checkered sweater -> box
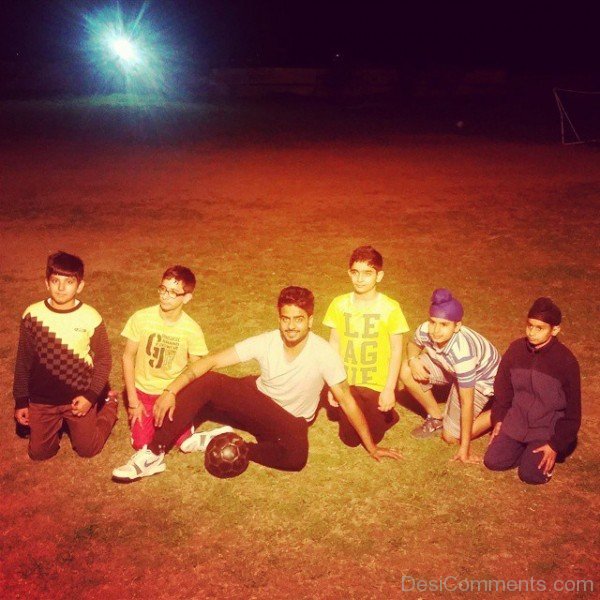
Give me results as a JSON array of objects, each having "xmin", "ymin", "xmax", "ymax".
[{"xmin": 13, "ymin": 300, "xmax": 111, "ymax": 408}]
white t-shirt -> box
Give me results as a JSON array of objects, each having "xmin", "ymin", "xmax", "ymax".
[{"xmin": 234, "ymin": 330, "xmax": 347, "ymax": 420}]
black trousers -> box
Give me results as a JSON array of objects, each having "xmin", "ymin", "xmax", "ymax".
[
  {"xmin": 337, "ymin": 385, "xmax": 399, "ymax": 447},
  {"xmin": 149, "ymin": 372, "xmax": 309, "ymax": 471}
]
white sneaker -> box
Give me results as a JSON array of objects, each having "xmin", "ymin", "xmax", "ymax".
[
  {"xmin": 179, "ymin": 426, "xmax": 234, "ymax": 453},
  {"xmin": 112, "ymin": 448, "xmax": 166, "ymax": 482}
]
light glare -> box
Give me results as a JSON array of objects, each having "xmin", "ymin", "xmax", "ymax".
[
  {"xmin": 112, "ymin": 37, "xmax": 136, "ymax": 62},
  {"xmin": 83, "ymin": 2, "xmax": 184, "ymax": 98}
]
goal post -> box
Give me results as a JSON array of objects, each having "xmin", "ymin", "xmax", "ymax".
[{"xmin": 553, "ymin": 88, "xmax": 600, "ymax": 145}]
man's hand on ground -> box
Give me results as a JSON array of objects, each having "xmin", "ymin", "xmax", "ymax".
[{"xmin": 370, "ymin": 446, "xmax": 403, "ymax": 461}]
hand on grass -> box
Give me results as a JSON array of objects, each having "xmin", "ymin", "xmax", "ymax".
[
  {"xmin": 488, "ymin": 421, "xmax": 502, "ymax": 446},
  {"xmin": 154, "ymin": 392, "xmax": 176, "ymax": 428},
  {"xmin": 71, "ymin": 396, "xmax": 92, "ymax": 417},
  {"xmin": 128, "ymin": 402, "xmax": 148, "ymax": 427},
  {"xmin": 378, "ymin": 388, "xmax": 396, "ymax": 412},
  {"xmin": 14, "ymin": 407, "xmax": 29, "ymax": 425},
  {"xmin": 327, "ymin": 390, "xmax": 339, "ymax": 408},
  {"xmin": 370, "ymin": 446, "xmax": 403, "ymax": 461},
  {"xmin": 532, "ymin": 443, "xmax": 557, "ymax": 475},
  {"xmin": 451, "ymin": 448, "xmax": 482, "ymax": 464}
]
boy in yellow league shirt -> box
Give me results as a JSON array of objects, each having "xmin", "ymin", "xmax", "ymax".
[{"xmin": 323, "ymin": 246, "xmax": 409, "ymax": 448}]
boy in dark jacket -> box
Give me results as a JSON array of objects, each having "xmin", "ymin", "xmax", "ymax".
[{"xmin": 484, "ymin": 298, "xmax": 581, "ymax": 484}]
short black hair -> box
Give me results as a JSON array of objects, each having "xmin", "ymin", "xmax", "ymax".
[
  {"xmin": 349, "ymin": 246, "xmax": 383, "ymax": 270},
  {"xmin": 277, "ymin": 286, "xmax": 315, "ymax": 316},
  {"xmin": 162, "ymin": 265, "xmax": 196, "ymax": 293},
  {"xmin": 46, "ymin": 251, "xmax": 84, "ymax": 282}
]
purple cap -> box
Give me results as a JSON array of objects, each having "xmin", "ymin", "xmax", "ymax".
[{"xmin": 429, "ymin": 288, "xmax": 464, "ymax": 322}]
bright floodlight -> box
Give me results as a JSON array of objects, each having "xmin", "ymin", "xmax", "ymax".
[
  {"xmin": 111, "ymin": 37, "xmax": 136, "ymax": 62},
  {"xmin": 84, "ymin": 3, "xmax": 178, "ymax": 96}
]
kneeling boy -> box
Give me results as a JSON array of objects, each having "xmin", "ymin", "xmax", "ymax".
[
  {"xmin": 13, "ymin": 251, "xmax": 117, "ymax": 460},
  {"xmin": 484, "ymin": 298, "xmax": 581, "ymax": 484},
  {"xmin": 323, "ymin": 246, "xmax": 409, "ymax": 447}
]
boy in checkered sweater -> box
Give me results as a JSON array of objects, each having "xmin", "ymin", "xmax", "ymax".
[{"xmin": 13, "ymin": 251, "xmax": 117, "ymax": 460}]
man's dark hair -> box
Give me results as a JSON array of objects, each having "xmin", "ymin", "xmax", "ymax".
[
  {"xmin": 162, "ymin": 265, "xmax": 196, "ymax": 293},
  {"xmin": 277, "ymin": 286, "xmax": 315, "ymax": 316},
  {"xmin": 46, "ymin": 251, "xmax": 84, "ymax": 282},
  {"xmin": 349, "ymin": 245, "xmax": 383, "ymax": 270}
]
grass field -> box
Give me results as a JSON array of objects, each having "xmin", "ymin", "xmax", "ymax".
[{"xmin": 1, "ymin": 97, "xmax": 598, "ymax": 599}]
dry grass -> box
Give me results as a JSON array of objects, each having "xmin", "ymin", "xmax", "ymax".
[{"xmin": 0, "ymin": 99, "xmax": 598, "ymax": 599}]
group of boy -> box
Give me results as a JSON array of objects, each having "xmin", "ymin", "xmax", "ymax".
[{"xmin": 13, "ymin": 248, "xmax": 581, "ymax": 486}]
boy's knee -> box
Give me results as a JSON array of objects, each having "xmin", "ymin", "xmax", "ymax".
[
  {"xmin": 281, "ymin": 438, "xmax": 309, "ymax": 471},
  {"xmin": 442, "ymin": 429, "xmax": 459, "ymax": 445},
  {"xmin": 483, "ymin": 451, "xmax": 511, "ymax": 472},
  {"xmin": 73, "ymin": 443, "xmax": 102, "ymax": 458},
  {"xmin": 399, "ymin": 362, "xmax": 413, "ymax": 386},
  {"xmin": 483, "ymin": 439, "xmax": 518, "ymax": 472},
  {"xmin": 287, "ymin": 454, "xmax": 308, "ymax": 472},
  {"xmin": 339, "ymin": 433, "xmax": 361, "ymax": 448},
  {"xmin": 518, "ymin": 465, "xmax": 551, "ymax": 485},
  {"xmin": 518, "ymin": 451, "xmax": 552, "ymax": 484},
  {"xmin": 28, "ymin": 445, "xmax": 59, "ymax": 461},
  {"xmin": 338, "ymin": 419, "xmax": 362, "ymax": 447}
]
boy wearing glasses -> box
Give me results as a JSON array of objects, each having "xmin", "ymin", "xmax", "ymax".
[{"xmin": 121, "ymin": 266, "xmax": 229, "ymax": 451}]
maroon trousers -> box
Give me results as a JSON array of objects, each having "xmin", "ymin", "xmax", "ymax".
[
  {"xmin": 28, "ymin": 400, "xmax": 117, "ymax": 460},
  {"xmin": 149, "ymin": 373, "xmax": 309, "ymax": 471}
]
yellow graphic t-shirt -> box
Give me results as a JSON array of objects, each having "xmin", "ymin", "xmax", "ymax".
[
  {"xmin": 121, "ymin": 305, "xmax": 208, "ymax": 394},
  {"xmin": 323, "ymin": 293, "xmax": 409, "ymax": 392}
]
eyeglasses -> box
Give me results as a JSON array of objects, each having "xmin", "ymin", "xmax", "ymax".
[{"xmin": 157, "ymin": 285, "xmax": 187, "ymax": 299}]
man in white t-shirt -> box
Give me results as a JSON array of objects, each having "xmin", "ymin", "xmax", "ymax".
[{"xmin": 112, "ymin": 287, "xmax": 401, "ymax": 481}]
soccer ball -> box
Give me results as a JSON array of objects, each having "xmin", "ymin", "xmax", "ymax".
[{"xmin": 204, "ymin": 432, "xmax": 249, "ymax": 479}]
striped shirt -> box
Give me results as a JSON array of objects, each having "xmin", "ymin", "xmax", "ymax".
[{"xmin": 413, "ymin": 322, "xmax": 500, "ymax": 396}]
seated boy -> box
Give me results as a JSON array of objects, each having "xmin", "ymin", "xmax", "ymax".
[
  {"xmin": 484, "ymin": 298, "xmax": 581, "ymax": 484},
  {"xmin": 323, "ymin": 246, "xmax": 409, "ymax": 447},
  {"xmin": 400, "ymin": 288, "xmax": 500, "ymax": 463},
  {"xmin": 121, "ymin": 265, "xmax": 231, "ymax": 453},
  {"xmin": 13, "ymin": 251, "xmax": 117, "ymax": 460}
]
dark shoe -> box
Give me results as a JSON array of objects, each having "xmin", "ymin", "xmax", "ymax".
[{"xmin": 411, "ymin": 415, "xmax": 443, "ymax": 439}]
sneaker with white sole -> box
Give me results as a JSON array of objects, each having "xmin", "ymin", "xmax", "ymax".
[
  {"xmin": 179, "ymin": 425, "xmax": 235, "ymax": 453},
  {"xmin": 112, "ymin": 447, "xmax": 166, "ymax": 482}
]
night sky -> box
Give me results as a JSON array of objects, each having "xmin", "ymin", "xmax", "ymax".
[{"xmin": 0, "ymin": 0, "xmax": 597, "ymax": 71}]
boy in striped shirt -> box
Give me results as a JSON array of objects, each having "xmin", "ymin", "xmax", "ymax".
[{"xmin": 400, "ymin": 289, "xmax": 500, "ymax": 463}]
